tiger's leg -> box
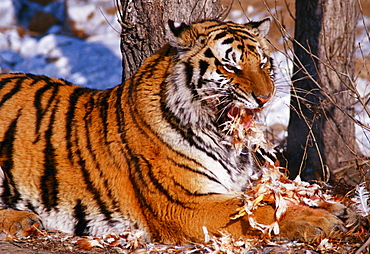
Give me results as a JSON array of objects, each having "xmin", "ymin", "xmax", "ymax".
[
  {"xmin": 274, "ymin": 204, "xmax": 348, "ymax": 241},
  {"xmin": 0, "ymin": 209, "xmax": 43, "ymax": 238},
  {"xmin": 317, "ymin": 201, "xmax": 358, "ymax": 228},
  {"xmin": 152, "ymin": 196, "xmax": 351, "ymax": 244},
  {"xmin": 231, "ymin": 202, "xmax": 349, "ymax": 242}
]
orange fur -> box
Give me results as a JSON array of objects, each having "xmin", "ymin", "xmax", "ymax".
[{"xmin": 0, "ymin": 20, "xmax": 347, "ymax": 244}]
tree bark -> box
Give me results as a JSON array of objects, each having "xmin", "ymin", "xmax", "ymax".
[
  {"xmin": 116, "ymin": 0, "xmax": 225, "ymax": 81},
  {"xmin": 286, "ymin": 0, "xmax": 359, "ymax": 181}
]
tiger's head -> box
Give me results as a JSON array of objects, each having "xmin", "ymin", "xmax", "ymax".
[{"xmin": 165, "ymin": 19, "xmax": 275, "ymax": 144}]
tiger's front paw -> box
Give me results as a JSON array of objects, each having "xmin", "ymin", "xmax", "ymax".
[
  {"xmin": 277, "ymin": 205, "xmax": 347, "ymax": 242},
  {"xmin": 0, "ymin": 209, "xmax": 43, "ymax": 238}
]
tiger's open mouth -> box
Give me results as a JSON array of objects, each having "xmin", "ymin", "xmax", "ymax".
[
  {"xmin": 219, "ymin": 105, "xmax": 261, "ymax": 150},
  {"xmin": 226, "ymin": 106, "xmax": 255, "ymax": 130}
]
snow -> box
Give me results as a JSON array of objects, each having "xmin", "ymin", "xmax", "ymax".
[
  {"xmin": 0, "ymin": 0, "xmax": 122, "ymax": 89},
  {"xmin": 0, "ymin": 0, "xmax": 369, "ymax": 155},
  {"xmin": 0, "ymin": 0, "xmax": 17, "ymax": 27},
  {"xmin": 262, "ymin": 50, "xmax": 293, "ymax": 140},
  {"xmin": 355, "ymin": 78, "xmax": 370, "ymax": 155}
]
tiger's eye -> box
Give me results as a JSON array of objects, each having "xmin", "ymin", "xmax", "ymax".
[
  {"xmin": 223, "ymin": 64, "xmax": 235, "ymax": 73},
  {"xmin": 224, "ymin": 64, "xmax": 240, "ymax": 74}
]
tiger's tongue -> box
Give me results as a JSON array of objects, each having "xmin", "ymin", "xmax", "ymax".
[{"xmin": 227, "ymin": 106, "xmax": 254, "ymax": 129}]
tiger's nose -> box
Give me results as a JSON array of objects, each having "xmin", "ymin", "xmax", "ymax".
[{"xmin": 253, "ymin": 93, "xmax": 271, "ymax": 107}]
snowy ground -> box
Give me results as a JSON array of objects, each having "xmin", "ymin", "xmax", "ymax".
[
  {"xmin": 0, "ymin": 0, "xmax": 369, "ymax": 155},
  {"xmin": 0, "ymin": 0, "xmax": 122, "ymax": 89}
]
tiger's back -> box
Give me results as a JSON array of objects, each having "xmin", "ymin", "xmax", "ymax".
[{"xmin": 0, "ymin": 20, "xmax": 349, "ymax": 244}]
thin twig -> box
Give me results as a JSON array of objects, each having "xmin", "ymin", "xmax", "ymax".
[{"xmin": 355, "ymin": 236, "xmax": 370, "ymax": 254}]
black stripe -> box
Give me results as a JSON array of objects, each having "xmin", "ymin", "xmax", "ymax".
[
  {"xmin": 34, "ymin": 85, "xmax": 59, "ymax": 142},
  {"xmin": 238, "ymin": 34, "xmax": 257, "ymax": 42},
  {"xmin": 129, "ymin": 156, "xmax": 159, "ymax": 215},
  {"xmin": 65, "ymin": 88, "xmax": 116, "ymax": 222},
  {"xmin": 198, "ymin": 60, "xmax": 209, "ymax": 89},
  {"xmin": 83, "ymin": 95, "xmax": 120, "ymax": 212},
  {"xmin": 184, "ymin": 62, "xmax": 194, "ymax": 86},
  {"xmin": 66, "ymin": 88, "xmax": 88, "ymax": 162},
  {"xmin": 74, "ymin": 199, "xmax": 90, "ymax": 236},
  {"xmin": 127, "ymin": 156, "xmax": 163, "ymax": 238},
  {"xmin": 247, "ymin": 45, "xmax": 256, "ymax": 53},
  {"xmin": 225, "ymin": 48, "xmax": 233, "ymax": 61},
  {"xmin": 41, "ymin": 104, "xmax": 59, "ymax": 211},
  {"xmin": 115, "ymin": 83, "xmax": 160, "ymax": 217},
  {"xmin": 229, "ymin": 28, "xmax": 255, "ymax": 40},
  {"xmin": 199, "ymin": 60, "xmax": 209, "ymax": 77},
  {"xmin": 0, "ymin": 78, "xmax": 23, "ymax": 107},
  {"xmin": 133, "ymin": 46, "xmax": 173, "ymax": 85},
  {"xmin": 214, "ymin": 57, "xmax": 222, "ymax": 67},
  {"xmin": 114, "ymin": 85, "xmax": 125, "ymax": 133},
  {"xmin": 204, "ymin": 48, "xmax": 214, "ymax": 58},
  {"xmin": 26, "ymin": 200, "xmax": 37, "ymax": 214},
  {"xmin": 75, "ymin": 136, "xmax": 115, "ymax": 222},
  {"xmin": 125, "ymin": 79, "xmax": 191, "ymax": 207},
  {"xmin": 140, "ymin": 155, "xmax": 190, "ymax": 208},
  {"xmin": 222, "ymin": 38, "xmax": 234, "ymax": 44},
  {"xmin": 207, "ymin": 24, "xmax": 227, "ymax": 32},
  {"xmin": 83, "ymin": 96, "xmax": 95, "ymax": 152},
  {"xmin": 214, "ymin": 31, "xmax": 227, "ymax": 40},
  {"xmin": 98, "ymin": 91, "xmax": 110, "ymax": 144},
  {"xmin": 35, "ymin": 85, "xmax": 53, "ymax": 134},
  {"xmin": 159, "ymin": 85, "xmax": 232, "ymax": 175},
  {"xmin": 75, "ymin": 132, "xmax": 114, "ymax": 219},
  {"xmin": 182, "ymin": 62, "xmax": 199, "ymax": 99},
  {"xmin": 103, "ymin": 179, "xmax": 120, "ymax": 212},
  {"xmin": 98, "ymin": 90, "xmax": 124, "ymax": 174},
  {"xmin": 127, "ymin": 77, "xmax": 225, "ymax": 183},
  {"xmin": 0, "ymin": 110, "xmax": 22, "ymax": 207},
  {"xmin": 30, "ymin": 74, "xmax": 50, "ymax": 84},
  {"xmin": 168, "ymin": 157, "xmax": 224, "ymax": 191}
]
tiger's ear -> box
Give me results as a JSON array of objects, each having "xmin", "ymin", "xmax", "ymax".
[
  {"xmin": 168, "ymin": 20, "xmax": 188, "ymax": 37},
  {"xmin": 246, "ymin": 18, "xmax": 271, "ymax": 38},
  {"xmin": 167, "ymin": 20, "xmax": 197, "ymax": 49}
]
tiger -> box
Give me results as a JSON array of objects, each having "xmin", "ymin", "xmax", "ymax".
[{"xmin": 0, "ymin": 19, "xmax": 352, "ymax": 245}]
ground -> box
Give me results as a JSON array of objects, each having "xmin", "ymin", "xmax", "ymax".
[{"xmin": 0, "ymin": 229, "xmax": 368, "ymax": 253}]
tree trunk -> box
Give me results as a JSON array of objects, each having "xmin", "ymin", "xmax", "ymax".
[
  {"xmin": 116, "ymin": 0, "xmax": 225, "ymax": 81},
  {"xmin": 286, "ymin": 0, "xmax": 358, "ymax": 181}
]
